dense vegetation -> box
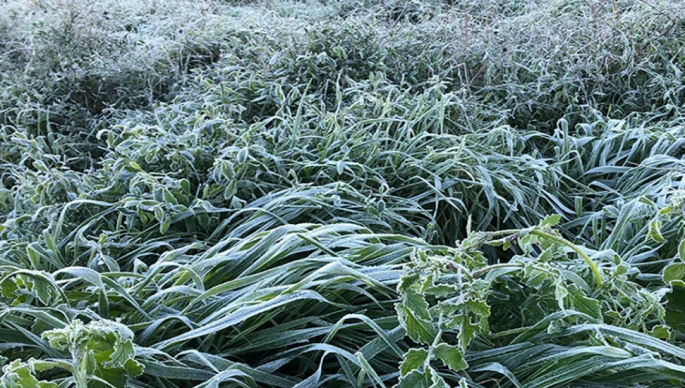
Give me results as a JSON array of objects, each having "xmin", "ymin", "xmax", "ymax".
[{"xmin": 1, "ymin": 0, "xmax": 685, "ymax": 386}]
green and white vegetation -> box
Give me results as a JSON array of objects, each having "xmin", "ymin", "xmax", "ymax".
[{"xmin": 1, "ymin": 0, "xmax": 685, "ymax": 386}]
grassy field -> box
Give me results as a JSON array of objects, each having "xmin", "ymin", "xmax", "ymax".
[{"xmin": 1, "ymin": 0, "xmax": 685, "ymax": 386}]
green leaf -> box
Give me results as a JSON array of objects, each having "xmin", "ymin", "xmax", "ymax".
[
  {"xmin": 426, "ymin": 367, "xmax": 449, "ymax": 388},
  {"xmin": 160, "ymin": 215, "xmax": 171, "ymax": 234},
  {"xmin": 162, "ymin": 188, "xmax": 177, "ymax": 205},
  {"xmin": 153, "ymin": 206, "xmax": 164, "ymax": 222},
  {"xmin": 397, "ymin": 291, "xmax": 436, "ymax": 344},
  {"xmin": 540, "ymin": 214, "xmax": 562, "ymax": 228},
  {"xmin": 400, "ymin": 348, "xmax": 428, "ymax": 376},
  {"xmin": 397, "ymin": 303, "xmax": 436, "ymax": 345},
  {"xmin": 554, "ymin": 280, "xmax": 568, "ymax": 310},
  {"xmin": 648, "ymin": 218, "xmax": 665, "ymax": 243},
  {"xmin": 221, "ymin": 161, "xmax": 235, "ymax": 179},
  {"xmin": 237, "ymin": 148, "xmax": 249, "ymax": 164},
  {"xmin": 398, "ymin": 272, "xmax": 420, "ymax": 293},
  {"xmin": 6, "ymin": 273, "xmax": 58, "ymax": 306},
  {"xmin": 649, "ymin": 325, "xmax": 672, "ymax": 340},
  {"xmin": 396, "ymin": 369, "xmax": 429, "ymax": 388},
  {"xmin": 0, "ymin": 278, "xmax": 18, "ymax": 299},
  {"xmin": 26, "ymin": 244, "xmax": 41, "ymax": 266},
  {"xmin": 396, "ymin": 366, "xmax": 449, "ymax": 388},
  {"xmin": 566, "ymin": 285, "xmax": 602, "ymax": 319},
  {"xmin": 665, "ymin": 281, "xmax": 685, "ymax": 334},
  {"xmin": 123, "ymin": 358, "xmax": 144, "ymax": 377},
  {"xmin": 433, "ymin": 344, "xmax": 468, "ymax": 371},
  {"xmin": 28, "ymin": 277, "xmax": 53, "ymax": 305},
  {"xmin": 0, "ymin": 360, "xmax": 58, "ymax": 388},
  {"xmin": 405, "ymin": 289, "xmax": 432, "ymax": 321},
  {"xmin": 664, "ymin": 263, "xmax": 685, "ymax": 284},
  {"xmin": 458, "ymin": 316, "xmax": 481, "ymax": 351},
  {"xmin": 443, "ymin": 314, "xmax": 481, "ymax": 350},
  {"xmin": 43, "ymin": 319, "xmax": 143, "ymax": 388},
  {"xmin": 522, "ymin": 264, "xmax": 548, "ymax": 289}
]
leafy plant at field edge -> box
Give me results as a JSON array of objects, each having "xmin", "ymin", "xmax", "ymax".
[
  {"xmin": 395, "ymin": 214, "xmax": 678, "ymax": 387},
  {"xmin": 0, "ymin": 319, "xmax": 143, "ymax": 388}
]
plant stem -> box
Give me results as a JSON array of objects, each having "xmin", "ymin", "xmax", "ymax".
[
  {"xmin": 472, "ymin": 262, "xmax": 556, "ymax": 279},
  {"xmin": 529, "ymin": 230, "xmax": 603, "ymax": 288},
  {"xmin": 482, "ymin": 228, "xmax": 603, "ymax": 288}
]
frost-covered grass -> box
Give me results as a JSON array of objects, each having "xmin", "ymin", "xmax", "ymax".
[{"xmin": 1, "ymin": 0, "xmax": 685, "ymax": 386}]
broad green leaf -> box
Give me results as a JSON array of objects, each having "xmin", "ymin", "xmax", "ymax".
[
  {"xmin": 554, "ymin": 280, "xmax": 568, "ymax": 310},
  {"xmin": 664, "ymin": 263, "xmax": 685, "ymax": 284},
  {"xmin": 237, "ymin": 148, "xmax": 248, "ymax": 164},
  {"xmin": 396, "ymin": 303, "xmax": 436, "ymax": 345},
  {"xmin": 665, "ymin": 281, "xmax": 685, "ymax": 334},
  {"xmin": 160, "ymin": 216, "xmax": 171, "ymax": 234},
  {"xmin": 426, "ymin": 367, "xmax": 449, "ymax": 388},
  {"xmin": 396, "ymin": 369, "xmax": 429, "ymax": 388},
  {"xmin": 397, "ymin": 291, "xmax": 436, "ymax": 344},
  {"xmin": 25, "ymin": 275, "xmax": 53, "ymax": 306},
  {"xmin": 566, "ymin": 285, "xmax": 602, "ymax": 319},
  {"xmin": 648, "ymin": 219, "xmax": 665, "ymax": 243},
  {"xmin": 649, "ymin": 325, "xmax": 671, "ymax": 340},
  {"xmin": 0, "ymin": 360, "xmax": 58, "ymax": 388},
  {"xmin": 540, "ymin": 214, "xmax": 562, "ymax": 228},
  {"xmin": 1, "ymin": 273, "xmax": 59, "ymax": 306},
  {"xmin": 0, "ymin": 278, "xmax": 17, "ymax": 299},
  {"xmin": 26, "ymin": 244, "xmax": 41, "ymax": 266},
  {"xmin": 43, "ymin": 319, "xmax": 143, "ymax": 388},
  {"xmin": 443, "ymin": 314, "xmax": 481, "ymax": 350},
  {"xmin": 433, "ymin": 344, "xmax": 468, "ymax": 371},
  {"xmin": 399, "ymin": 348, "xmax": 428, "ymax": 376}
]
